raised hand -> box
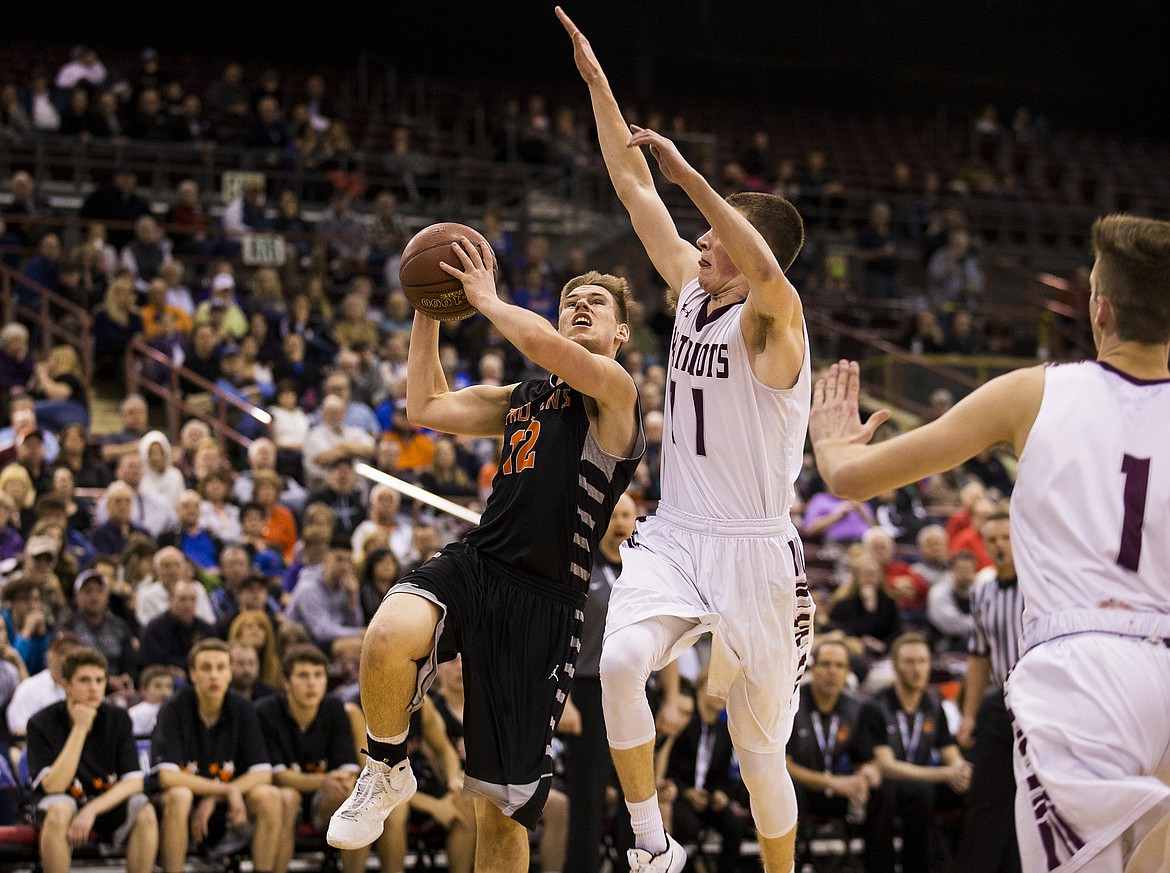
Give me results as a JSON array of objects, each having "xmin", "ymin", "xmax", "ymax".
[
  {"xmin": 810, "ymin": 360, "xmax": 890, "ymax": 451},
  {"xmin": 626, "ymin": 125, "xmax": 693, "ymax": 186},
  {"xmin": 556, "ymin": 7, "xmax": 605, "ymax": 85},
  {"xmin": 438, "ymin": 238, "xmax": 500, "ymax": 311}
]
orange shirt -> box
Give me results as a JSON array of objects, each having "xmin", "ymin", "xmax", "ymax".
[
  {"xmin": 142, "ymin": 303, "xmax": 193, "ymax": 339},
  {"xmin": 386, "ymin": 432, "xmax": 434, "ymax": 472},
  {"xmin": 263, "ymin": 504, "xmax": 298, "ymax": 563}
]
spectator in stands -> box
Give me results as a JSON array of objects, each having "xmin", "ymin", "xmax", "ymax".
[
  {"xmin": 0, "ymin": 492, "xmax": 24, "ymax": 559},
  {"xmin": 862, "ymin": 633, "xmax": 971, "ymax": 873},
  {"xmin": 383, "ymin": 399, "xmax": 434, "ymax": 474},
  {"xmin": 142, "ymin": 277, "xmax": 193, "ymax": 340},
  {"xmin": 369, "ymin": 192, "xmax": 408, "ymax": 284},
  {"xmin": 0, "ymin": 84, "xmax": 33, "ymax": 142},
  {"xmin": 303, "ymin": 396, "xmax": 375, "ymax": 489},
  {"xmin": 268, "ymin": 381, "xmax": 310, "ymax": 467},
  {"xmin": 829, "ymin": 552, "xmax": 902, "ymax": 659},
  {"xmin": 127, "ymin": 88, "xmax": 170, "ymax": 141},
  {"xmin": 25, "ymin": 68, "xmax": 61, "ymax": 132},
  {"xmin": 190, "ymin": 473, "xmax": 236, "ymax": 544},
  {"xmin": 963, "ymin": 448, "xmax": 1014, "ymax": 499},
  {"xmin": 415, "ymin": 437, "xmax": 475, "ymax": 501},
  {"xmin": 15, "ymin": 428, "xmax": 51, "ymax": 493},
  {"xmin": 25, "ymin": 344, "xmax": 87, "ymax": 431},
  {"xmin": 253, "ymin": 471, "xmax": 297, "ymax": 561},
  {"xmin": 92, "ymin": 276, "xmax": 144, "ymax": 383},
  {"xmin": 206, "ymin": 62, "xmax": 250, "ymax": 124},
  {"xmin": 787, "ymin": 638, "xmax": 886, "ymax": 872},
  {"xmin": 863, "ymin": 527, "xmax": 929, "ymax": 619},
  {"xmin": 61, "ymin": 569, "xmax": 136, "ymax": 688},
  {"xmin": 803, "ymin": 489, "xmax": 876, "ymax": 544},
  {"xmin": 238, "ymin": 502, "xmax": 286, "ymax": 572},
  {"xmin": 856, "ymin": 201, "xmax": 902, "ymax": 299},
  {"xmin": 665, "ymin": 670, "xmax": 749, "ymax": 873},
  {"xmin": 285, "ymin": 534, "xmax": 364, "ymax": 660},
  {"xmin": 257, "ymin": 645, "xmax": 361, "ymax": 869},
  {"xmin": 0, "ymin": 462, "xmax": 36, "ymax": 533},
  {"xmin": 89, "ymin": 482, "xmax": 147, "ymax": 555},
  {"xmin": 120, "ymin": 216, "xmax": 173, "ymax": 291},
  {"xmin": 248, "ymin": 95, "xmax": 290, "ymax": 151},
  {"xmin": 0, "ymin": 397, "xmax": 59, "ymax": 471},
  {"xmin": 926, "ymin": 551, "xmax": 979, "ymax": 655},
  {"xmin": 136, "ymin": 546, "xmax": 216, "ymax": 627},
  {"xmin": 511, "ymin": 265, "xmax": 560, "ymax": 323},
  {"xmin": 158, "ymin": 260, "xmax": 194, "ymax": 316},
  {"xmin": 350, "ymin": 483, "xmax": 412, "ymax": 565},
  {"xmin": 354, "ymin": 547, "xmax": 399, "ymax": 624},
  {"xmin": 139, "ymin": 578, "xmax": 215, "ymax": 672},
  {"xmin": 171, "ymin": 93, "xmax": 212, "ymax": 145},
  {"xmin": 28, "ymin": 648, "xmax": 159, "ymax": 873},
  {"xmin": 234, "ymin": 437, "xmax": 309, "ymax": 515},
  {"xmin": 221, "ymin": 179, "xmax": 268, "ymax": 240},
  {"xmin": 910, "ymin": 524, "xmax": 951, "ymax": 588},
  {"xmin": 128, "ymin": 665, "xmax": 174, "ymax": 737},
  {"xmin": 101, "ymin": 452, "xmax": 176, "ymax": 538},
  {"xmin": 158, "ymin": 489, "xmax": 221, "ymax": 571},
  {"xmin": 901, "ymin": 309, "xmax": 948, "ymax": 356},
  {"xmin": 950, "ymin": 497, "xmax": 995, "ymax": 569},
  {"xmin": 944, "ymin": 480, "xmax": 984, "ymax": 542},
  {"xmin": 90, "ymin": 91, "xmax": 125, "ymax": 140},
  {"xmin": 384, "ymin": 126, "xmax": 436, "ymax": 205},
  {"xmin": 3, "ymin": 574, "xmax": 51, "ymax": 673},
  {"xmin": 55, "ymin": 45, "xmax": 108, "ymax": 91},
  {"xmin": 7, "ymin": 633, "xmax": 80, "ymax": 736},
  {"xmin": 227, "ymin": 606, "xmax": 282, "ymax": 682},
  {"xmin": 228, "ymin": 641, "xmax": 278, "ymax": 702},
  {"xmin": 927, "ymin": 228, "xmax": 984, "ymax": 307},
  {"xmin": 309, "ymin": 456, "xmax": 367, "ymax": 538},
  {"xmin": 0, "ymin": 322, "xmax": 35, "ymax": 395},
  {"xmin": 318, "ymin": 192, "xmax": 370, "ymax": 280},
  {"xmin": 79, "ymin": 168, "xmax": 149, "ymax": 249},
  {"xmin": 195, "ymin": 274, "xmax": 249, "ymax": 340},
  {"xmin": 944, "ymin": 308, "xmax": 981, "ymax": 355},
  {"xmin": 17, "ymin": 232, "xmax": 62, "ymax": 310},
  {"xmin": 208, "ymin": 544, "xmax": 253, "ymax": 626},
  {"xmin": 136, "ymin": 431, "xmax": 184, "ymax": 511},
  {"xmin": 152, "ymin": 639, "xmax": 286, "ymax": 873}
]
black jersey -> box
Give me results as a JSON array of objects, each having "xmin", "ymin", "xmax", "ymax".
[
  {"xmin": 464, "ymin": 377, "xmax": 643, "ymax": 590},
  {"xmin": 150, "ymin": 686, "xmax": 272, "ymax": 783},
  {"xmin": 255, "ymin": 693, "xmax": 358, "ymax": 776},
  {"xmin": 28, "ymin": 702, "xmax": 140, "ymax": 802}
]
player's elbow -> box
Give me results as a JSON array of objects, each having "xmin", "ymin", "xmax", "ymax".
[{"xmin": 827, "ymin": 462, "xmax": 877, "ymax": 503}]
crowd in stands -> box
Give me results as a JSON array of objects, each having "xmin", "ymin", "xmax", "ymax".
[{"xmin": 0, "ymin": 40, "xmax": 1043, "ymax": 873}]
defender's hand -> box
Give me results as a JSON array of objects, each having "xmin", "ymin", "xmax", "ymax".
[
  {"xmin": 810, "ymin": 360, "xmax": 890, "ymax": 452},
  {"xmin": 626, "ymin": 126, "xmax": 693, "ymax": 186},
  {"xmin": 556, "ymin": 7, "xmax": 606, "ymax": 86}
]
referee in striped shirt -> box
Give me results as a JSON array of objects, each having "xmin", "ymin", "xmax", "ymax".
[{"xmin": 955, "ymin": 509, "xmax": 1024, "ymax": 873}]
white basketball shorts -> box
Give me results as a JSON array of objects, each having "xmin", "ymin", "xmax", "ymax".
[
  {"xmin": 604, "ymin": 504, "xmax": 814, "ymax": 752},
  {"xmin": 1006, "ymin": 632, "xmax": 1170, "ymax": 872}
]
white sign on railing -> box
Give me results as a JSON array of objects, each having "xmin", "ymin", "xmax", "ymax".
[
  {"xmin": 220, "ymin": 171, "xmax": 266, "ymax": 203},
  {"xmin": 241, "ymin": 234, "xmax": 287, "ymax": 267}
]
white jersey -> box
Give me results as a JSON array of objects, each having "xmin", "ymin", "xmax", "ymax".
[
  {"xmin": 1013, "ymin": 361, "xmax": 1170, "ymax": 631},
  {"xmin": 658, "ymin": 279, "xmax": 810, "ymax": 521}
]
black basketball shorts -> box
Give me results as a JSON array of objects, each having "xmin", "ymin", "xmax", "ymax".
[{"xmin": 386, "ymin": 542, "xmax": 584, "ymax": 829}]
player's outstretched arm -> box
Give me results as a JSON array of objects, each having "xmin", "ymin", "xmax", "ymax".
[
  {"xmin": 628, "ymin": 126, "xmax": 799, "ymax": 327},
  {"xmin": 809, "ymin": 360, "xmax": 1045, "ymax": 501},
  {"xmin": 441, "ymin": 239, "xmax": 640, "ymax": 456},
  {"xmin": 406, "ymin": 309, "xmax": 513, "ymax": 438},
  {"xmin": 557, "ymin": 6, "xmax": 698, "ymax": 292}
]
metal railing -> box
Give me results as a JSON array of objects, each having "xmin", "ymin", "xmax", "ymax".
[
  {"xmin": 0, "ymin": 262, "xmax": 93, "ymax": 381},
  {"xmin": 124, "ymin": 336, "xmax": 272, "ymax": 452}
]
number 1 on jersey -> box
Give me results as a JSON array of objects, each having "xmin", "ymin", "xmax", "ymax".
[
  {"xmin": 668, "ymin": 380, "xmax": 706, "ymax": 457},
  {"xmin": 1118, "ymin": 454, "xmax": 1150, "ymax": 572}
]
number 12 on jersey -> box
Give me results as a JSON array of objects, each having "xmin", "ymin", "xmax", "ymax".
[{"xmin": 668, "ymin": 380, "xmax": 706, "ymax": 456}]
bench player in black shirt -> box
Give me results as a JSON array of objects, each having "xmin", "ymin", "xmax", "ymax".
[
  {"xmin": 328, "ymin": 238, "xmax": 644, "ymax": 873},
  {"xmin": 152, "ymin": 639, "xmax": 290, "ymax": 873},
  {"xmin": 256, "ymin": 645, "xmax": 364, "ymax": 873},
  {"xmin": 29, "ymin": 648, "xmax": 158, "ymax": 873}
]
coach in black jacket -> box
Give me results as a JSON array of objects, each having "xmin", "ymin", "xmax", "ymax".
[{"xmin": 665, "ymin": 672, "xmax": 748, "ymax": 873}]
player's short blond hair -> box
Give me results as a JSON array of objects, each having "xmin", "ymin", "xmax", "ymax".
[
  {"xmin": 1092, "ymin": 215, "xmax": 1170, "ymax": 344},
  {"xmin": 560, "ymin": 272, "xmax": 631, "ymax": 325}
]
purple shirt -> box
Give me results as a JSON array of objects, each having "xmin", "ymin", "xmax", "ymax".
[{"xmin": 804, "ymin": 492, "xmax": 874, "ymax": 543}]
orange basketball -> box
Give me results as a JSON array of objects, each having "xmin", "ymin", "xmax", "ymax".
[{"xmin": 399, "ymin": 222, "xmax": 497, "ymax": 321}]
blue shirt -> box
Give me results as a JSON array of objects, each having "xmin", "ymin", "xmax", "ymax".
[{"xmin": 3, "ymin": 607, "xmax": 49, "ymax": 675}]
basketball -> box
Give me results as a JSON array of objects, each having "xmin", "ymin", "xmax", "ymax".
[{"xmin": 399, "ymin": 222, "xmax": 497, "ymax": 321}]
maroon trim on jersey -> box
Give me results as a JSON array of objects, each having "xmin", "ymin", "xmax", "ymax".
[
  {"xmin": 1096, "ymin": 360, "xmax": 1170, "ymax": 386},
  {"xmin": 694, "ymin": 296, "xmax": 744, "ymax": 330}
]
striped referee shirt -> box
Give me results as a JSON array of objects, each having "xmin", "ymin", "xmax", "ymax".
[{"xmin": 968, "ymin": 573, "xmax": 1025, "ymax": 688}]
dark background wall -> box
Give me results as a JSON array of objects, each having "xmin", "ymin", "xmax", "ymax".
[{"xmin": 7, "ymin": 0, "xmax": 1165, "ymax": 134}]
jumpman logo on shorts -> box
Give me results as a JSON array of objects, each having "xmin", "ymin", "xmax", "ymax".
[{"xmin": 549, "ymin": 665, "xmax": 559, "ymax": 682}]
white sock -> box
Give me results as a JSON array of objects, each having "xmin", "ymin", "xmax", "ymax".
[
  {"xmin": 368, "ymin": 728, "xmax": 409, "ymax": 745},
  {"xmin": 626, "ymin": 795, "xmax": 667, "ymax": 854}
]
